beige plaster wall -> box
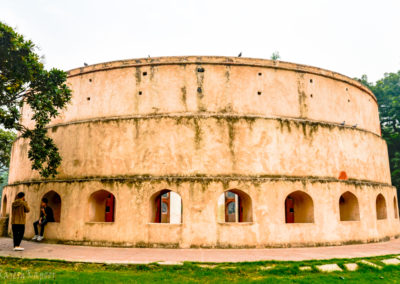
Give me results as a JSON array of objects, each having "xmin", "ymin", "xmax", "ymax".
[
  {"xmin": 20, "ymin": 56, "xmax": 379, "ymax": 134},
  {"xmin": 5, "ymin": 56, "xmax": 397, "ymax": 247},
  {"xmin": 2, "ymin": 180, "xmax": 399, "ymax": 248},
  {"xmin": 8, "ymin": 118, "xmax": 391, "ymax": 184}
]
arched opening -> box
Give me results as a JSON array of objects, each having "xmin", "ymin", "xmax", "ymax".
[
  {"xmin": 217, "ymin": 189, "xmax": 253, "ymax": 223},
  {"xmin": 1, "ymin": 195, "xmax": 7, "ymax": 217},
  {"xmin": 42, "ymin": 191, "xmax": 62, "ymax": 222},
  {"xmin": 88, "ymin": 190, "xmax": 115, "ymax": 222},
  {"xmin": 149, "ymin": 189, "xmax": 182, "ymax": 224},
  {"xmin": 285, "ymin": 191, "xmax": 314, "ymax": 223},
  {"xmin": 376, "ymin": 194, "xmax": 387, "ymax": 220},
  {"xmin": 339, "ymin": 191, "xmax": 360, "ymax": 221},
  {"xmin": 394, "ymin": 197, "xmax": 399, "ymax": 219}
]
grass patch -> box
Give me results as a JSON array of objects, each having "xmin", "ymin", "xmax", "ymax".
[{"xmin": 0, "ymin": 255, "xmax": 399, "ymax": 283}]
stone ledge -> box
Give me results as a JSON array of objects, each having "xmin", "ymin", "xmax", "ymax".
[
  {"xmin": 147, "ymin": 223, "xmax": 182, "ymax": 226},
  {"xmin": 39, "ymin": 113, "xmax": 381, "ymax": 138},
  {"xmin": 5, "ymin": 174, "xmax": 394, "ymax": 188},
  {"xmin": 85, "ymin": 222, "xmax": 115, "ymax": 225},
  {"xmin": 24, "ymin": 234, "xmax": 400, "ymax": 249},
  {"xmin": 316, "ymin": 263, "xmax": 342, "ymax": 272},
  {"xmin": 217, "ymin": 222, "xmax": 254, "ymax": 226}
]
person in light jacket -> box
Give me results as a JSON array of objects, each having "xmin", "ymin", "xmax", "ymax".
[{"xmin": 11, "ymin": 192, "xmax": 30, "ymax": 251}]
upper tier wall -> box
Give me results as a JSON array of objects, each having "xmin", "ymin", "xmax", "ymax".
[
  {"xmin": 8, "ymin": 118, "xmax": 391, "ymax": 184},
  {"xmin": 20, "ymin": 56, "xmax": 380, "ymax": 135}
]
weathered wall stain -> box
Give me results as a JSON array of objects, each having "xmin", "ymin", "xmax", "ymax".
[{"xmin": 4, "ymin": 56, "xmax": 398, "ymax": 248}]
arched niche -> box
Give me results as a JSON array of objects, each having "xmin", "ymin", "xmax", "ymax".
[
  {"xmin": 42, "ymin": 190, "xmax": 62, "ymax": 222},
  {"xmin": 149, "ymin": 189, "xmax": 182, "ymax": 224},
  {"xmin": 394, "ymin": 197, "xmax": 399, "ymax": 219},
  {"xmin": 217, "ymin": 189, "xmax": 253, "ymax": 223},
  {"xmin": 376, "ymin": 194, "xmax": 387, "ymax": 220},
  {"xmin": 339, "ymin": 191, "xmax": 360, "ymax": 221},
  {"xmin": 285, "ymin": 191, "xmax": 314, "ymax": 223},
  {"xmin": 1, "ymin": 195, "xmax": 7, "ymax": 217},
  {"xmin": 88, "ymin": 190, "xmax": 116, "ymax": 222}
]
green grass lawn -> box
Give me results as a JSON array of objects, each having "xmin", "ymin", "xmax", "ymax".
[{"xmin": 1, "ymin": 255, "xmax": 400, "ymax": 283}]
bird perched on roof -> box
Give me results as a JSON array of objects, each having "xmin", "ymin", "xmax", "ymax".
[
  {"xmin": 340, "ymin": 121, "xmax": 345, "ymax": 126},
  {"xmin": 352, "ymin": 124, "xmax": 357, "ymax": 128},
  {"xmin": 84, "ymin": 63, "xmax": 88, "ymax": 66},
  {"xmin": 238, "ymin": 52, "xmax": 242, "ymax": 57}
]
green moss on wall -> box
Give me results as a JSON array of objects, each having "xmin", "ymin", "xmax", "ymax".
[
  {"xmin": 180, "ymin": 86, "xmax": 187, "ymax": 111},
  {"xmin": 297, "ymin": 73, "xmax": 308, "ymax": 118},
  {"xmin": 173, "ymin": 117, "xmax": 203, "ymax": 149},
  {"xmin": 45, "ymin": 113, "xmax": 379, "ymax": 141},
  {"xmin": 133, "ymin": 118, "xmax": 140, "ymax": 138},
  {"xmin": 11, "ymin": 173, "xmax": 387, "ymax": 189},
  {"xmin": 193, "ymin": 118, "xmax": 202, "ymax": 149},
  {"xmin": 278, "ymin": 119, "xmax": 292, "ymax": 133},
  {"xmin": 221, "ymin": 180, "xmax": 230, "ymax": 191},
  {"xmin": 196, "ymin": 65, "xmax": 205, "ymax": 111},
  {"xmin": 226, "ymin": 117, "xmax": 240, "ymax": 166},
  {"xmin": 219, "ymin": 105, "xmax": 233, "ymax": 114},
  {"xmin": 149, "ymin": 65, "xmax": 156, "ymax": 81},
  {"xmin": 225, "ymin": 65, "xmax": 231, "ymax": 82},
  {"xmin": 135, "ymin": 67, "xmax": 141, "ymax": 85}
]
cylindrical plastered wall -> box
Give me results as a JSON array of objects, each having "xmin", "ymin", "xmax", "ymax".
[{"xmin": 2, "ymin": 56, "xmax": 398, "ymax": 248}]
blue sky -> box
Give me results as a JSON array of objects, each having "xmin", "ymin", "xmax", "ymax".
[{"xmin": 1, "ymin": 0, "xmax": 399, "ymax": 82}]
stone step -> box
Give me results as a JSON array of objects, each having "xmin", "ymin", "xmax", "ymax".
[
  {"xmin": 316, "ymin": 264, "xmax": 342, "ymax": 272},
  {"xmin": 381, "ymin": 258, "xmax": 400, "ymax": 265},
  {"xmin": 344, "ymin": 263, "xmax": 358, "ymax": 271},
  {"xmin": 157, "ymin": 261, "xmax": 183, "ymax": 265},
  {"xmin": 359, "ymin": 260, "xmax": 382, "ymax": 269},
  {"xmin": 259, "ymin": 265, "xmax": 275, "ymax": 270}
]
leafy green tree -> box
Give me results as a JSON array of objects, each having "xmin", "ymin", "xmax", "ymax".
[
  {"xmin": 270, "ymin": 51, "xmax": 280, "ymax": 61},
  {"xmin": 0, "ymin": 129, "xmax": 16, "ymax": 176},
  {"xmin": 0, "ymin": 22, "xmax": 71, "ymax": 178},
  {"xmin": 358, "ymin": 72, "xmax": 400, "ymax": 191},
  {"xmin": 0, "ymin": 171, "xmax": 8, "ymax": 198}
]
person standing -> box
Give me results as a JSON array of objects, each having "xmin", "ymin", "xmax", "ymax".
[
  {"xmin": 32, "ymin": 197, "xmax": 54, "ymax": 241},
  {"xmin": 11, "ymin": 192, "xmax": 30, "ymax": 251}
]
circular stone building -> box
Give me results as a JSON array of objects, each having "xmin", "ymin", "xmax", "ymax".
[{"xmin": 2, "ymin": 56, "xmax": 400, "ymax": 248}]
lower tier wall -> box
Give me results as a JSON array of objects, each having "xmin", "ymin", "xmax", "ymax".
[{"xmin": 2, "ymin": 178, "xmax": 399, "ymax": 248}]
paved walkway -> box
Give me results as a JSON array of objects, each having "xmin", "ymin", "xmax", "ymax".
[{"xmin": 1, "ymin": 237, "xmax": 400, "ymax": 264}]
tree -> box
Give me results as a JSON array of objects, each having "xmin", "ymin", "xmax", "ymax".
[
  {"xmin": 270, "ymin": 51, "xmax": 280, "ymax": 61},
  {"xmin": 0, "ymin": 129, "xmax": 16, "ymax": 173},
  {"xmin": 357, "ymin": 72, "xmax": 400, "ymax": 191},
  {"xmin": 0, "ymin": 129, "xmax": 12, "ymax": 191},
  {"xmin": 0, "ymin": 129, "xmax": 16, "ymax": 185},
  {"xmin": 0, "ymin": 172, "xmax": 7, "ymax": 198},
  {"xmin": 0, "ymin": 22, "xmax": 71, "ymax": 178}
]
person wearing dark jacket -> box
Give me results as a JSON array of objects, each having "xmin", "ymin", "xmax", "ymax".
[
  {"xmin": 32, "ymin": 197, "xmax": 54, "ymax": 241},
  {"xmin": 11, "ymin": 192, "xmax": 30, "ymax": 251}
]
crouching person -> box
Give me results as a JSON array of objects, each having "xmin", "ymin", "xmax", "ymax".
[
  {"xmin": 11, "ymin": 192, "xmax": 30, "ymax": 251},
  {"xmin": 32, "ymin": 198, "xmax": 54, "ymax": 241}
]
